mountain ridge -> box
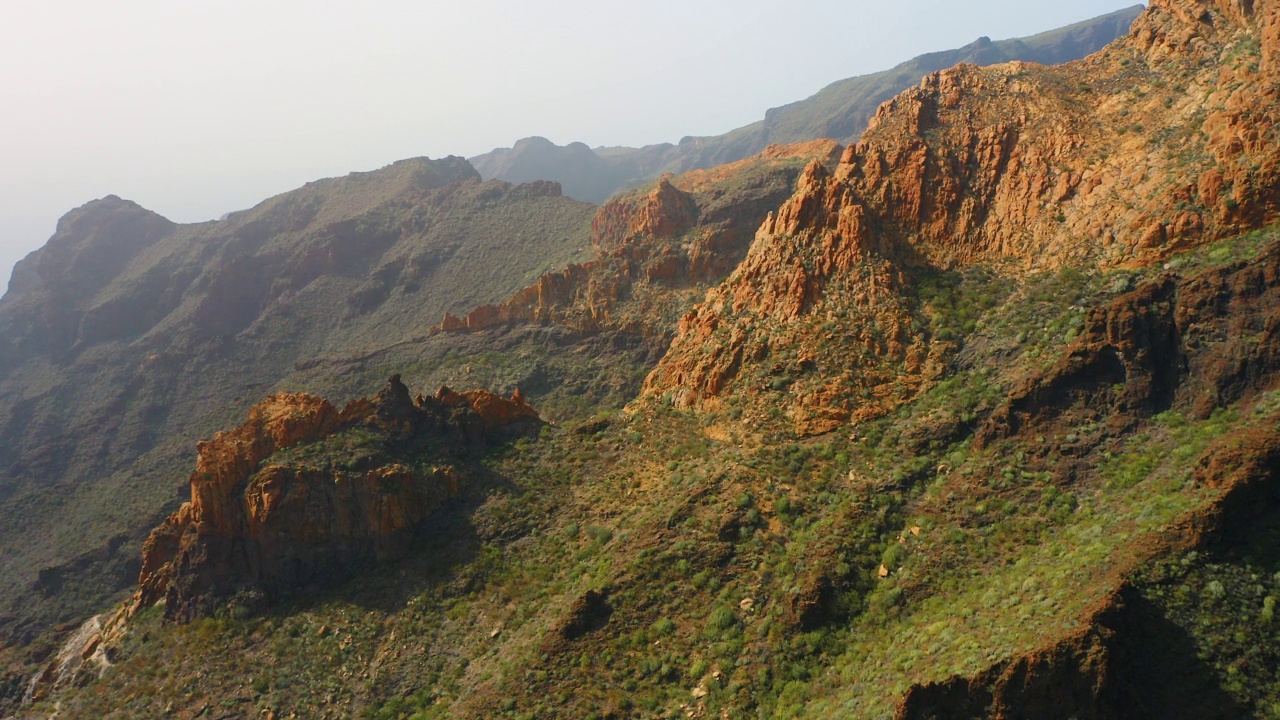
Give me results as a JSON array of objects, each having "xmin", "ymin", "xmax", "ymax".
[
  {"xmin": 470, "ymin": 6, "xmax": 1145, "ymax": 204},
  {"xmin": 0, "ymin": 155, "xmax": 597, "ymax": 649},
  {"xmin": 8, "ymin": 1, "xmax": 1280, "ymax": 716},
  {"xmin": 644, "ymin": 0, "xmax": 1279, "ymax": 434}
]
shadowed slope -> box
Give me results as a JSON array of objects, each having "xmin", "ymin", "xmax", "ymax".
[{"xmin": 0, "ymin": 157, "xmax": 595, "ymax": 644}]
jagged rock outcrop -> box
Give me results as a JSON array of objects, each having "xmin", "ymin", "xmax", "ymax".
[
  {"xmin": 591, "ymin": 177, "xmax": 698, "ymax": 250},
  {"xmin": 435, "ymin": 141, "xmax": 841, "ymax": 338},
  {"xmin": 133, "ymin": 376, "xmax": 539, "ymax": 621},
  {"xmin": 644, "ymin": 0, "xmax": 1280, "ymax": 432},
  {"xmin": 642, "ymin": 157, "xmax": 935, "ymax": 434}
]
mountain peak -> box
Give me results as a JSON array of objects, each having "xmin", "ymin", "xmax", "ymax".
[{"xmin": 4, "ymin": 196, "xmax": 174, "ymax": 302}]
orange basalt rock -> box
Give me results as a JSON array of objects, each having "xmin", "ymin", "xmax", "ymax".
[
  {"xmin": 438, "ymin": 312, "xmax": 466, "ymax": 332},
  {"xmin": 188, "ymin": 393, "xmax": 343, "ymax": 531},
  {"xmin": 462, "ymin": 388, "xmax": 540, "ymax": 429},
  {"xmin": 591, "ymin": 177, "xmax": 698, "ymax": 251},
  {"xmin": 132, "ymin": 375, "xmax": 541, "ymax": 621},
  {"xmin": 643, "ymin": 0, "xmax": 1280, "ymax": 429},
  {"xmin": 435, "ymin": 385, "xmax": 468, "ymax": 407}
]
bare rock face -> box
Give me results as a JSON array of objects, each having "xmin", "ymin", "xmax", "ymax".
[
  {"xmin": 642, "ymin": 158, "xmax": 934, "ymax": 434},
  {"xmin": 134, "ymin": 376, "xmax": 539, "ymax": 621},
  {"xmin": 20, "ymin": 615, "xmax": 113, "ymax": 705},
  {"xmin": 644, "ymin": 0, "xmax": 1280, "ymax": 432},
  {"xmin": 458, "ymin": 387, "xmax": 540, "ymax": 429}
]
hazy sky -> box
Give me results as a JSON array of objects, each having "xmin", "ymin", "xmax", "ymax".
[{"xmin": 1, "ymin": 1, "xmax": 1141, "ymax": 291}]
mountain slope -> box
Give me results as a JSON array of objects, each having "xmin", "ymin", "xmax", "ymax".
[
  {"xmin": 0, "ymin": 158, "xmax": 596, "ymax": 646},
  {"xmin": 645, "ymin": 0, "xmax": 1279, "ymax": 433},
  {"xmin": 9, "ymin": 1, "xmax": 1280, "ymax": 717},
  {"xmin": 441, "ymin": 140, "xmax": 844, "ymax": 340},
  {"xmin": 711, "ymin": 5, "xmax": 1146, "ymax": 158},
  {"xmin": 470, "ymin": 6, "xmax": 1144, "ymax": 204}
]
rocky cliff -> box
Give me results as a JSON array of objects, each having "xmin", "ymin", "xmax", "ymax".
[
  {"xmin": 133, "ymin": 376, "xmax": 539, "ymax": 622},
  {"xmin": 644, "ymin": 0, "xmax": 1280, "ymax": 433}
]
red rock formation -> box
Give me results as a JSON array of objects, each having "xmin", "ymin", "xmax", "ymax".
[
  {"xmin": 644, "ymin": 0, "xmax": 1280, "ymax": 431},
  {"xmin": 674, "ymin": 140, "xmax": 845, "ymax": 194},
  {"xmin": 433, "ymin": 385, "xmax": 538, "ymax": 428},
  {"xmin": 642, "ymin": 158, "xmax": 931, "ymax": 433},
  {"xmin": 591, "ymin": 177, "xmax": 698, "ymax": 251},
  {"xmin": 186, "ymin": 393, "xmax": 345, "ymax": 532},
  {"xmin": 462, "ymin": 387, "xmax": 539, "ymax": 429},
  {"xmin": 438, "ymin": 312, "xmax": 466, "ymax": 332},
  {"xmin": 134, "ymin": 376, "xmax": 540, "ymax": 621}
]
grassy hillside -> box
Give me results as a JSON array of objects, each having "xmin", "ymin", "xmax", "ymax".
[
  {"xmin": 9, "ymin": 1, "xmax": 1280, "ymax": 717},
  {"xmin": 27, "ymin": 224, "xmax": 1280, "ymax": 719}
]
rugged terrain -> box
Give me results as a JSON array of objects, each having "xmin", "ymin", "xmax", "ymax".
[
  {"xmin": 5, "ymin": 0, "xmax": 1280, "ymax": 718},
  {"xmin": 645, "ymin": 0, "xmax": 1280, "ymax": 432},
  {"xmin": 470, "ymin": 6, "xmax": 1142, "ymax": 204},
  {"xmin": 0, "ymin": 157, "xmax": 597, "ymax": 646},
  {"xmin": 440, "ymin": 140, "xmax": 843, "ymax": 340}
]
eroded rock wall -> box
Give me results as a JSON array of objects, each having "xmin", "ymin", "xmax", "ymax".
[{"xmin": 134, "ymin": 376, "xmax": 539, "ymax": 621}]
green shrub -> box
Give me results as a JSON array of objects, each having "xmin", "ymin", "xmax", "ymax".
[
  {"xmin": 882, "ymin": 543, "xmax": 908, "ymax": 569},
  {"xmin": 704, "ymin": 605, "xmax": 737, "ymax": 637},
  {"xmin": 1205, "ymin": 579, "xmax": 1227, "ymax": 602},
  {"xmin": 651, "ymin": 618, "xmax": 676, "ymax": 636}
]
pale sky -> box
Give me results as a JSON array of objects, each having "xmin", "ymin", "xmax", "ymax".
[{"xmin": 0, "ymin": 1, "xmax": 1141, "ymax": 291}]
